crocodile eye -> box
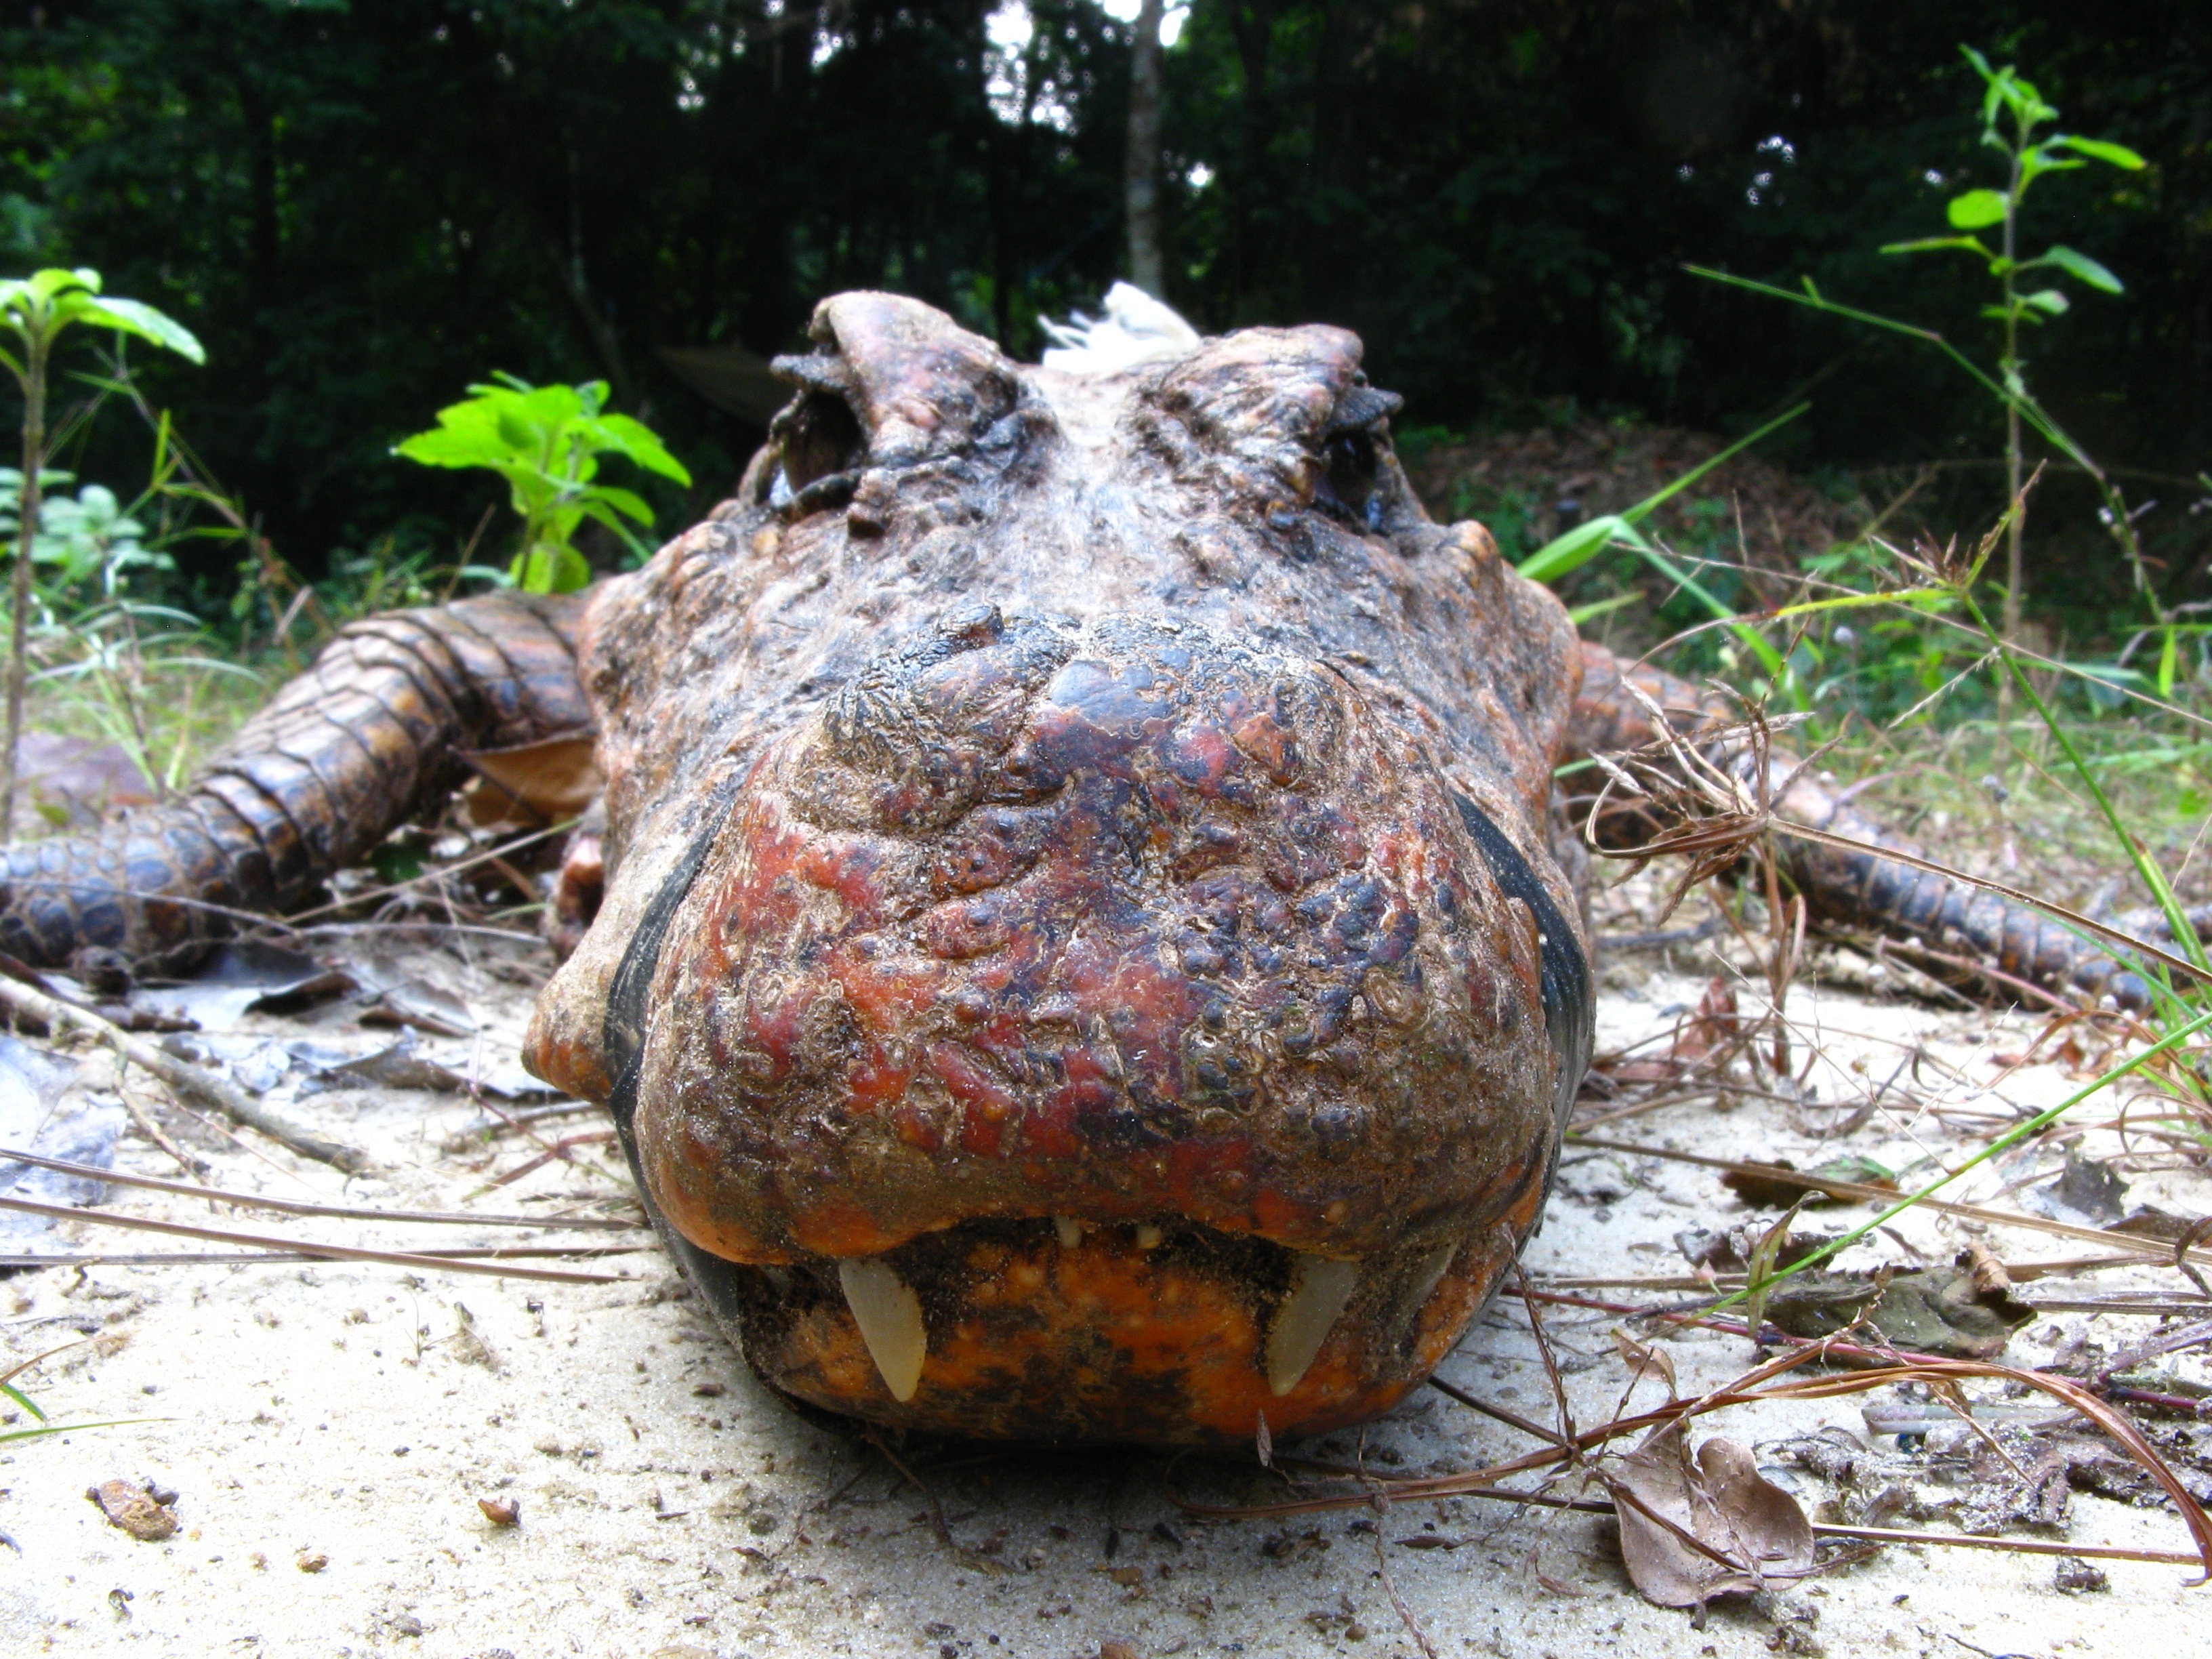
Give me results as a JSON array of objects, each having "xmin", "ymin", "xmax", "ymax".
[
  {"xmin": 768, "ymin": 388, "xmax": 864, "ymax": 501},
  {"xmin": 1310, "ymin": 380, "xmax": 1402, "ymax": 531},
  {"xmin": 1316, "ymin": 428, "xmax": 1380, "ymax": 526}
]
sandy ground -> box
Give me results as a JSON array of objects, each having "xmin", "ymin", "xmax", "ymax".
[{"xmin": 1, "ymin": 926, "xmax": 2208, "ymax": 1658}]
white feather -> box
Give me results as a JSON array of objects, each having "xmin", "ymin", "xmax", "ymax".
[{"xmin": 1040, "ymin": 281, "xmax": 1201, "ymax": 374}]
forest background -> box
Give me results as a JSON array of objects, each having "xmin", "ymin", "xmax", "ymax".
[{"xmin": 1, "ymin": 0, "xmax": 2207, "ymax": 660}]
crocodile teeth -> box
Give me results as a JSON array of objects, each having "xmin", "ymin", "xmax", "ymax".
[
  {"xmin": 1267, "ymin": 1253, "xmax": 1360, "ymax": 1397},
  {"xmin": 838, "ymin": 1260, "xmax": 927, "ymax": 1402},
  {"xmin": 1410, "ymin": 1243, "xmax": 1457, "ymax": 1313},
  {"xmin": 1053, "ymin": 1216, "xmax": 1083, "ymax": 1249}
]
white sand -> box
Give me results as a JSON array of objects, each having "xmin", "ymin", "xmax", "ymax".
[{"xmin": 1, "ymin": 935, "xmax": 2205, "ymax": 1657}]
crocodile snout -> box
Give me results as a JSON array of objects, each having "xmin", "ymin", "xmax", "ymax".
[{"xmin": 612, "ymin": 609, "xmax": 1589, "ymax": 1440}]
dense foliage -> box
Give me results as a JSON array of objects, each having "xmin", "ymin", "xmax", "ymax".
[{"xmin": 2, "ymin": 1, "xmax": 2207, "ymax": 614}]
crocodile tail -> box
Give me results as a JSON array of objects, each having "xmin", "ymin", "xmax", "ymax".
[
  {"xmin": 1565, "ymin": 641, "xmax": 1740, "ymax": 764},
  {"xmin": 1568, "ymin": 642, "xmax": 2195, "ymax": 1010},
  {"xmin": 0, "ymin": 589, "xmax": 595, "ymax": 972}
]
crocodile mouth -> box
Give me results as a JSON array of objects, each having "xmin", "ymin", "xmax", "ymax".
[{"xmin": 665, "ymin": 1197, "xmax": 1544, "ymax": 1445}]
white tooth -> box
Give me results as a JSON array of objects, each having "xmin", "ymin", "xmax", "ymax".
[
  {"xmin": 1135, "ymin": 1223, "xmax": 1164, "ymax": 1250},
  {"xmin": 1054, "ymin": 1216, "xmax": 1083, "ymax": 1249},
  {"xmin": 838, "ymin": 1259, "xmax": 927, "ymax": 1403},
  {"xmin": 1267, "ymin": 1253, "xmax": 1360, "ymax": 1397},
  {"xmin": 1410, "ymin": 1243, "xmax": 1456, "ymax": 1313}
]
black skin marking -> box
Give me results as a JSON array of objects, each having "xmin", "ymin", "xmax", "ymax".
[
  {"xmin": 602, "ymin": 791, "xmax": 773, "ymax": 1343},
  {"xmin": 602, "ymin": 792, "xmax": 740, "ymax": 1119},
  {"xmin": 1452, "ymin": 793, "xmax": 1595, "ymax": 1129}
]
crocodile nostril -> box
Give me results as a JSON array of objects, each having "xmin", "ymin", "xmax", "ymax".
[{"xmin": 939, "ymin": 603, "xmax": 1005, "ymax": 650}]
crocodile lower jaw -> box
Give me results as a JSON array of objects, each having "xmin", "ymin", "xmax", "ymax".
[{"xmin": 694, "ymin": 1204, "xmax": 1541, "ymax": 1446}]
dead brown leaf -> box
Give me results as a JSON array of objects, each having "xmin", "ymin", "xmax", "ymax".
[
  {"xmin": 1607, "ymin": 1425, "xmax": 1815, "ymax": 1607},
  {"xmin": 1611, "ymin": 1327, "xmax": 1677, "ymax": 1397},
  {"xmin": 1761, "ymin": 1257, "xmax": 2036, "ymax": 1359},
  {"xmin": 1722, "ymin": 1153, "xmax": 1897, "ymax": 1209},
  {"xmin": 461, "ymin": 732, "xmax": 602, "ymax": 823}
]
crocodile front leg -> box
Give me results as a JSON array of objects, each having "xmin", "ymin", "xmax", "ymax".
[
  {"xmin": 0, "ymin": 588, "xmax": 597, "ymax": 972},
  {"xmin": 1568, "ymin": 641, "xmax": 2201, "ymax": 1010}
]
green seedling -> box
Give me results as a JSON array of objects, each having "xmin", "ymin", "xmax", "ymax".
[
  {"xmin": 1879, "ymin": 45, "xmax": 2147, "ymax": 677},
  {"xmin": 0, "ymin": 267, "xmax": 202, "ymax": 823},
  {"xmin": 394, "ymin": 375, "xmax": 692, "ymax": 594}
]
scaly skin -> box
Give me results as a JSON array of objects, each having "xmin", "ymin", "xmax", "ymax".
[
  {"xmin": 0, "ymin": 294, "xmax": 2176, "ymax": 1443},
  {"xmin": 0, "ymin": 590, "xmax": 591, "ymax": 973}
]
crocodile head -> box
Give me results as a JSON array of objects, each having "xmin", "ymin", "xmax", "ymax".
[{"xmin": 524, "ymin": 291, "xmax": 1593, "ymax": 1443}]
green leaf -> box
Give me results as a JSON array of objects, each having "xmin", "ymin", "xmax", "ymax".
[
  {"xmin": 1565, "ymin": 590, "xmax": 1641, "ymax": 626},
  {"xmin": 392, "ymin": 424, "xmax": 508, "ymax": 469},
  {"xmin": 2053, "ymin": 134, "xmax": 2147, "ymax": 171},
  {"xmin": 2021, "ymin": 289, "xmax": 2070, "ymax": 316},
  {"xmin": 575, "ymin": 497, "xmax": 655, "ymax": 558},
  {"xmin": 1946, "ymin": 189, "xmax": 2008, "ymax": 229},
  {"xmin": 26, "ymin": 266, "xmax": 100, "ymax": 302},
  {"xmin": 1879, "ymin": 234, "xmax": 1992, "ymax": 260},
  {"xmin": 1517, "ymin": 515, "xmax": 1644, "ymax": 584},
  {"xmin": 2015, "ymin": 149, "xmax": 2083, "ymax": 192},
  {"xmin": 2, "ymin": 1378, "xmax": 47, "ymax": 1420},
  {"xmin": 501, "ymin": 382, "xmax": 588, "ymax": 429},
  {"xmin": 588, "ymin": 413, "xmax": 693, "ymax": 485},
  {"xmin": 495, "ymin": 406, "xmax": 544, "ymax": 454},
  {"xmin": 2038, "ymin": 244, "xmax": 2123, "ymax": 294},
  {"xmin": 59, "ymin": 295, "xmax": 205, "ymax": 363},
  {"xmin": 586, "ymin": 484, "xmax": 655, "ymax": 525},
  {"xmin": 1976, "ymin": 62, "xmax": 2056, "ymax": 131}
]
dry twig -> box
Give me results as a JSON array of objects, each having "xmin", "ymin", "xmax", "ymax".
[
  {"xmin": 0, "ymin": 973, "xmax": 371, "ymax": 1173},
  {"xmin": 0, "ymin": 1192, "xmax": 623, "ymax": 1284},
  {"xmin": 0, "ymin": 1145, "xmax": 639, "ymax": 1231}
]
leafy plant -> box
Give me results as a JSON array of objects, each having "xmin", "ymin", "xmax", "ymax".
[
  {"xmin": 0, "ymin": 468, "xmax": 171, "ymax": 597},
  {"xmin": 393, "ymin": 375, "xmax": 691, "ymax": 594},
  {"xmin": 0, "ymin": 268, "xmax": 203, "ymax": 823},
  {"xmin": 0, "ymin": 411, "xmax": 264, "ymax": 811},
  {"xmin": 1689, "ymin": 51, "xmax": 2160, "ymax": 701},
  {"xmin": 1879, "ymin": 45, "xmax": 2147, "ymax": 684}
]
